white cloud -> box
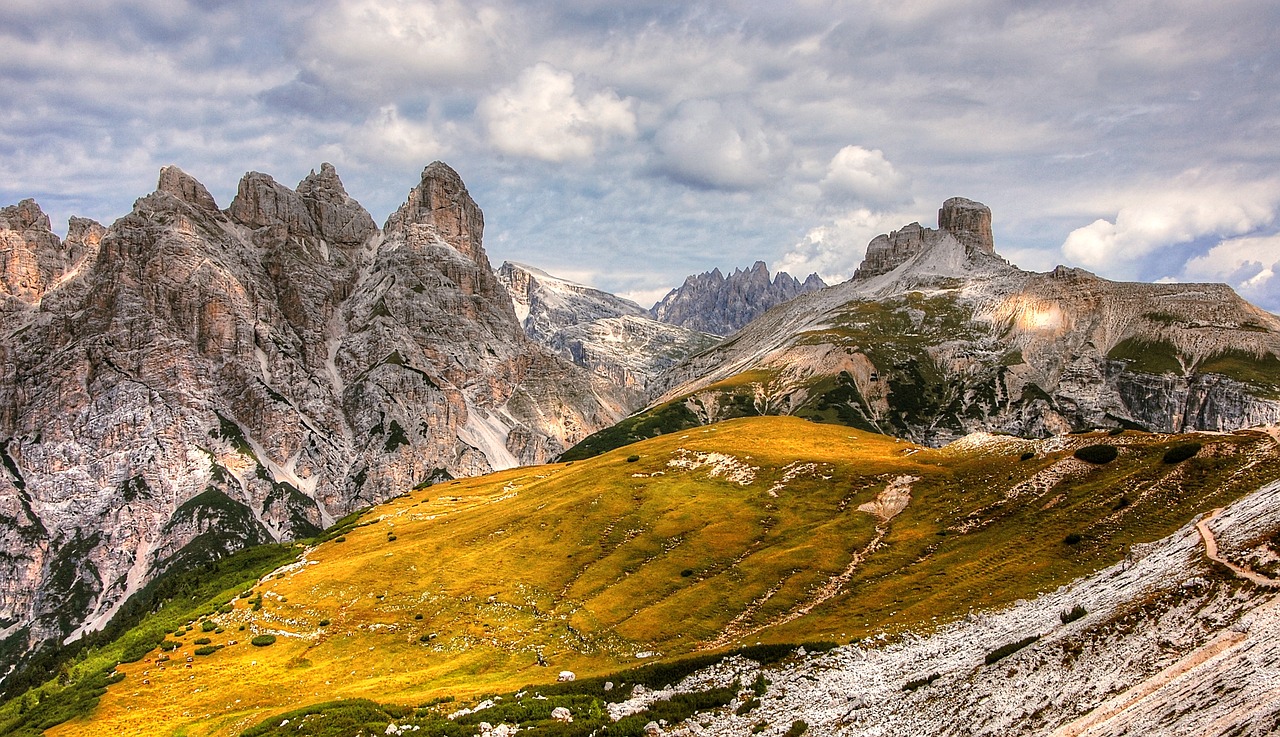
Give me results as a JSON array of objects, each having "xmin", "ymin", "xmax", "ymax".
[
  {"xmin": 477, "ymin": 63, "xmax": 635, "ymax": 162},
  {"xmin": 1180, "ymin": 234, "xmax": 1280, "ymax": 311},
  {"xmin": 298, "ymin": 0, "xmax": 508, "ymax": 98},
  {"xmin": 346, "ymin": 106, "xmax": 447, "ymax": 166},
  {"xmin": 820, "ymin": 145, "xmax": 908, "ymax": 205},
  {"xmin": 774, "ymin": 206, "xmax": 919, "ymax": 283},
  {"xmin": 655, "ymin": 99, "xmax": 787, "ymax": 191},
  {"xmin": 1061, "ymin": 173, "xmax": 1280, "ymax": 277}
]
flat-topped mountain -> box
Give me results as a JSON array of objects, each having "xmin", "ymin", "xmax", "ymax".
[{"xmin": 0, "ymin": 162, "xmax": 625, "ymax": 680}]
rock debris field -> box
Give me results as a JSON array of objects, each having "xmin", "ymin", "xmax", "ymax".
[{"xmin": 625, "ymin": 480, "xmax": 1280, "ymax": 736}]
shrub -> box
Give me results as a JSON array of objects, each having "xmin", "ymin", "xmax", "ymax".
[
  {"xmin": 194, "ymin": 646, "xmax": 218, "ymax": 656},
  {"xmin": 984, "ymin": 635, "xmax": 1039, "ymax": 665},
  {"xmin": 626, "ymin": 455, "xmax": 640, "ymax": 463},
  {"xmin": 387, "ymin": 535, "xmax": 397, "ymax": 542},
  {"xmin": 193, "ymin": 637, "xmax": 211, "ymax": 645},
  {"xmin": 1107, "ymin": 427, "xmax": 1125, "ymax": 436},
  {"xmin": 218, "ymin": 604, "xmax": 233, "ymax": 614},
  {"xmin": 1059, "ymin": 605, "xmax": 1087, "ymax": 624},
  {"xmin": 334, "ymin": 536, "xmax": 347, "ymax": 543},
  {"xmin": 1074, "ymin": 444, "xmax": 1118, "ymax": 464},
  {"xmin": 1112, "ymin": 496, "xmax": 1130, "ymax": 511},
  {"xmin": 902, "ymin": 673, "xmax": 940, "ymax": 691},
  {"xmin": 680, "ymin": 569, "xmax": 693, "ymax": 577},
  {"xmin": 200, "ymin": 620, "xmax": 217, "ymax": 632},
  {"xmin": 1162, "ymin": 442, "xmax": 1202, "ymax": 464},
  {"xmin": 784, "ymin": 720, "xmax": 809, "ymax": 737},
  {"xmin": 251, "ymin": 635, "xmax": 277, "ymax": 647},
  {"xmin": 736, "ymin": 697, "xmax": 760, "ymax": 716},
  {"xmin": 414, "ymin": 613, "xmax": 424, "ymax": 620},
  {"xmin": 1063, "ymin": 533, "xmax": 1084, "ymax": 545},
  {"xmin": 318, "ymin": 619, "xmax": 330, "ymax": 627},
  {"xmin": 159, "ymin": 640, "xmax": 180, "ymax": 651},
  {"xmin": 1019, "ymin": 451, "xmax": 1035, "ymax": 461}
]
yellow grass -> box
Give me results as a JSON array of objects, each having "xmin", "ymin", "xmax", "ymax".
[{"xmin": 49, "ymin": 418, "xmax": 1279, "ymax": 736}]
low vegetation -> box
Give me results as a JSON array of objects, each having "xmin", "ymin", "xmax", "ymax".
[
  {"xmin": 984, "ymin": 636, "xmax": 1040, "ymax": 665},
  {"xmin": 1074, "ymin": 444, "xmax": 1118, "ymax": 464},
  {"xmin": 1162, "ymin": 442, "xmax": 1202, "ymax": 464},
  {"xmin": 1059, "ymin": 605, "xmax": 1087, "ymax": 624},
  {"xmin": 12, "ymin": 417, "xmax": 1275, "ymax": 737}
]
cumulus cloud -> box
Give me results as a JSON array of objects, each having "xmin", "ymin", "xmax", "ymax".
[
  {"xmin": 477, "ymin": 63, "xmax": 636, "ymax": 162},
  {"xmin": 774, "ymin": 206, "xmax": 919, "ymax": 283},
  {"xmin": 654, "ymin": 99, "xmax": 787, "ymax": 191},
  {"xmin": 346, "ymin": 106, "xmax": 447, "ymax": 166},
  {"xmin": 1061, "ymin": 174, "xmax": 1280, "ymax": 278},
  {"xmin": 1180, "ymin": 234, "xmax": 1280, "ymax": 312},
  {"xmin": 296, "ymin": 0, "xmax": 508, "ymax": 99},
  {"xmin": 820, "ymin": 145, "xmax": 908, "ymax": 205}
]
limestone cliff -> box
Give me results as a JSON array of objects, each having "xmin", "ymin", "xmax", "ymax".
[{"xmin": 0, "ymin": 162, "xmax": 624, "ymax": 681}]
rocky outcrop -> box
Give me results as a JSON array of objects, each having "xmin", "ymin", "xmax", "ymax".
[
  {"xmin": 496, "ymin": 262, "xmax": 720, "ymax": 401},
  {"xmin": 854, "ymin": 197, "xmax": 995, "ymax": 280},
  {"xmin": 0, "ymin": 161, "xmax": 624, "ymax": 683},
  {"xmin": 937, "ymin": 196, "xmax": 993, "ymax": 254},
  {"xmin": 637, "ymin": 198, "xmax": 1280, "ymax": 450},
  {"xmin": 651, "ymin": 261, "xmax": 825, "ymax": 336}
]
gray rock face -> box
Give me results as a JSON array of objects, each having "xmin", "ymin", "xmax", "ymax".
[
  {"xmin": 0, "ymin": 161, "xmax": 624, "ymax": 677},
  {"xmin": 937, "ymin": 196, "xmax": 993, "ymax": 254},
  {"xmin": 854, "ymin": 197, "xmax": 995, "ymax": 280},
  {"xmin": 651, "ymin": 261, "xmax": 826, "ymax": 336},
  {"xmin": 496, "ymin": 261, "xmax": 720, "ymax": 402},
  {"xmin": 652, "ymin": 199, "xmax": 1280, "ymax": 447}
]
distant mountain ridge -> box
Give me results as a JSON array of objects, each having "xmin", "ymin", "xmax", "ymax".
[
  {"xmin": 496, "ymin": 261, "xmax": 720, "ymax": 401},
  {"xmin": 650, "ymin": 261, "xmax": 826, "ymax": 336}
]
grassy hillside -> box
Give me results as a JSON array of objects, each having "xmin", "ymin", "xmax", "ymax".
[{"xmin": 23, "ymin": 417, "xmax": 1279, "ymax": 736}]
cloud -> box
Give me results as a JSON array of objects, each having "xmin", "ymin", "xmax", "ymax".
[
  {"xmin": 296, "ymin": 0, "xmax": 509, "ymax": 100},
  {"xmin": 774, "ymin": 206, "xmax": 920, "ymax": 283},
  {"xmin": 1180, "ymin": 234, "xmax": 1280, "ymax": 312},
  {"xmin": 820, "ymin": 145, "xmax": 908, "ymax": 205},
  {"xmin": 1061, "ymin": 173, "xmax": 1280, "ymax": 278},
  {"xmin": 654, "ymin": 99, "xmax": 787, "ymax": 191},
  {"xmin": 477, "ymin": 63, "xmax": 636, "ymax": 162},
  {"xmin": 346, "ymin": 106, "xmax": 447, "ymax": 167}
]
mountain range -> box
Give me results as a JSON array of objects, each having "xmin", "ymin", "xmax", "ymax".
[{"xmin": 0, "ymin": 162, "xmax": 1278, "ymax": 737}]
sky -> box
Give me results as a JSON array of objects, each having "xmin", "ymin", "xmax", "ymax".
[{"xmin": 2, "ymin": 1, "xmax": 1279, "ymax": 312}]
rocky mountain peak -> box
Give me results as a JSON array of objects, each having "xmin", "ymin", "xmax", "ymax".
[
  {"xmin": 296, "ymin": 163, "xmax": 376, "ymax": 248},
  {"xmin": 938, "ymin": 196, "xmax": 994, "ymax": 254},
  {"xmin": 156, "ymin": 165, "xmax": 220, "ymax": 214},
  {"xmin": 0, "ymin": 198, "xmax": 82, "ymax": 310},
  {"xmin": 1, "ymin": 198, "xmax": 52, "ymax": 232},
  {"xmin": 384, "ymin": 160, "xmax": 485, "ymax": 264},
  {"xmin": 652, "ymin": 261, "xmax": 827, "ymax": 336},
  {"xmin": 229, "ymin": 171, "xmax": 318, "ymax": 236}
]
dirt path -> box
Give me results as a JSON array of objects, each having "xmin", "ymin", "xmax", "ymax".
[
  {"xmin": 1050, "ymin": 508, "xmax": 1280, "ymax": 737},
  {"xmin": 1196, "ymin": 508, "xmax": 1280, "ymax": 588}
]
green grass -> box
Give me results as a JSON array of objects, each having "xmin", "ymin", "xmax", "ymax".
[
  {"xmin": 1107, "ymin": 338, "xmax": 1184, "ymax": 375},
  {"xmin": 559, "ymin": 400, "xmax": 701, "ymax": 461},
  {"xmin": 1196, "ymin": 350, "xmax": 1280, "ymax": 398}
]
